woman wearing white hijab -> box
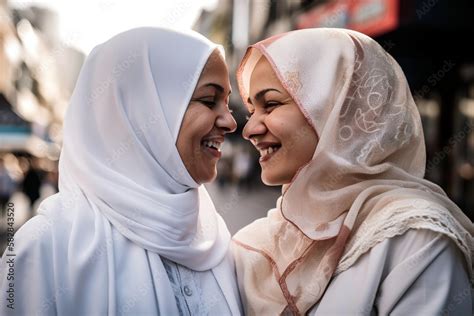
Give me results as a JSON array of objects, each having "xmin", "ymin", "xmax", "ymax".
[
  {"xmin": 0, "ymin": 27, "xmax": 242, "ymax": 315},
  {"xmin": 233, "ymin": 28, "xmax": 473, "ymax": 315}
]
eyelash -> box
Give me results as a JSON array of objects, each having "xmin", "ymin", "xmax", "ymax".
[
  {"xmin": 200, "ymin": 100, "xmax": 234, "ymax": 115},
  {"xmin": 246, "ymin": 101, "xmax": 280, "ymax": 120},
  {"xmin": 200, "ymin": 100, "xmax": 216, "ymax": 108},
  {"xmin": 264, "ymin": 101, "xmax": 280, "ymax": 108}
]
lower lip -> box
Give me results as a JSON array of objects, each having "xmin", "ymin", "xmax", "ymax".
[
  {"xmin": 259, "ymin": 147, "xmax": 281, "ymax": 163},
  {"xmin": 202, "ymin": 145, "xmax": 222, "ymax": 158}
]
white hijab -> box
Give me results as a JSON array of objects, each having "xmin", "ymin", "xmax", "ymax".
[{"xmin": 0, "ymin": 27, "xmax": 241, "ymax": 315}]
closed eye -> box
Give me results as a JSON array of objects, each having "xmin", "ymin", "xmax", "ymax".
[
  {"xmin": 199, "ymin": 99, "xmax": 216, "ymax": 108},
  {"xmin": 264, "ymin": 101, "xmax": 281, "ymax": 111}
]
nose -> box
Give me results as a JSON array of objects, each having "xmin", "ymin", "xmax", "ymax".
[
  {"xmin": 242, "ymin": 112, "xmax": 267, "ymax": 141},
  {"xmin": 216, "ymin": 106, "xmax": 237, "ymax": 133}
]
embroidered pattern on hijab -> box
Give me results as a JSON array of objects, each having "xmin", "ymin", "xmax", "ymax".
[{"xmin": 233, "ymin": 28, "xmax": 473, "ymax": 315}]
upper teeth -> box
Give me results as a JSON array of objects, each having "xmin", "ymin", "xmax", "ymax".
[
  {"xmin": 259, "ymin": 146, "xmax": 279, "ymax": 157},
  {"xmin": 203, "ymin": 140, "xmax": 222, "ymax": 151}
]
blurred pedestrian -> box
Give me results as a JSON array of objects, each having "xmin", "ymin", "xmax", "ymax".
[
  {"xmin": 20, "ymin": 157, "xmax": 42, "ymax": 209},
  {"xmin": 0, "ymin": 157, "xmax": 15, "ymax": 216}
]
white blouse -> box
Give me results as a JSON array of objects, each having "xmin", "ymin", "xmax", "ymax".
[
  {"xmin": 309, "ymin": 229, "xmax": 472, "ymax": 315},
  {"xmin": 161, "ymin": 257, "xmax": 232, "ymax": 315}
]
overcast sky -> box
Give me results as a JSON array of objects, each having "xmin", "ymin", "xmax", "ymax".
[{"xmin": 9, "ymin": 0, "xmax": 218, "ymax": 53}]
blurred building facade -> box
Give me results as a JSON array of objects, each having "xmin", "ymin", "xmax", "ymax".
[
  {"xmin": 1, "ymin": 1, "xmax": 84, "ymax": 242},
  {"xmin": 1, "ymin": 1, "xmax": 85, "ymax": 159}
]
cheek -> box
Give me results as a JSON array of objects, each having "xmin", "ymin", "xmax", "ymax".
[
  {"xmin": 268, "ymin": 113, "xmax": 316, "ymax": 166},
  {"xmin": 188, "ymin": 116, "xmax": 215, "ymax": 143},
  {"xmin": 292, "ymin": 125, "xmax": 317, "ymax": 169},
  {"xmin": 267, "ymin": 117, "xmax": 304, "ymax": 154},
  {"xmin": 264, "ymin": 114, "xmax": 288, "ymax": 139}
]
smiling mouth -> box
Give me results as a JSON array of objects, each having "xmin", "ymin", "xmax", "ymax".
[
  {"xmin": 259, "ymin": 144, "xmax": 282, "ymax": 162},
  {"xmin": 201, "ymin": 139, "xmax": 223, "ymax": 158}
]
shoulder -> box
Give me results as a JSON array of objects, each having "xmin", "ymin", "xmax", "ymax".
[
  {"xmin": 0, "ymin": 199, "xmax": 65, "ymax": 313},
  {"xmin": 375, "ymin": 229, "xmax": 472, "ymax": 313},
  {"xmin": 10, "ymin": 214, "xmax": 54, "ymax": 255},
  {"xmin": 382, "ymin": 229, "xmax": 465, "ymax": 269},
  {"xmin": 334, "ymin": 228, "xmax": 470, "ymax": 299},
  {"xmin": 384, "ymin": 229, "xmax": 450, "ymax": 261},
  {"xmin": 6, "ymin": 193, "xmax": 76, "ymax": 260},
  {"xmin": 0, "ymin": 213, "xmax": 55, "ymax": 288},
  {"xmin": 344, "ymin": 228, "xmax": 468, "ymax": 280},
  {"xmin": 317, "ymin": 230, "xmax": 472, "ymax": 314}
]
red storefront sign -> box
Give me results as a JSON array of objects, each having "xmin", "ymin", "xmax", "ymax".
[
  {"xmin": 297, "ymin": 0, "xmax": 350, "ymax": 30},
  {"xmin": 297, "ymin": 0, "xmax": 399, "ymax": 37}
]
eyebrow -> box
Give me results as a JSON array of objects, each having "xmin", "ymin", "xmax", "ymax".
[
  {"xmin": 247, "ymin": 88, "xmax": 281, "ymax": 105},
  {"xmin": 203, "ymin": 83, "xmax": 232, "ymax": 96}
]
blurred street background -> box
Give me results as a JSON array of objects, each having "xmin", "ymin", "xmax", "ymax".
[{"xmin": 1, "ymin": 0, "xmax": 474, "ymax": 252}]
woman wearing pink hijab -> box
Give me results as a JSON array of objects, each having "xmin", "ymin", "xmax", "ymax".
[{"xmin": 233, "ymin": 28, "xmax": 473, "ymax": 315}]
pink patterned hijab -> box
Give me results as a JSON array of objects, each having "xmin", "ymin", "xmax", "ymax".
[{"xmin": 233, "ymin": 28, "xmax": 473, "ymax": 315}]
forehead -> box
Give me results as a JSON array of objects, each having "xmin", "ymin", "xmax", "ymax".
[
  {"xmin": 200, "ymin": 49, "xmax": 228, "ymax": 77},
  {"xmin": 250, "ymin": 56, "xmax": 283, "ymax": 91}
]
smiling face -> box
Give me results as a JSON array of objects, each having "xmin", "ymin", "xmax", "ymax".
[
  {"xmin": 176, "ymin": 49, "xmax": 237, "ymax": 184},
  {"xmin": 243, "ymin": 56, "xmax": 318, "ymax": 185}
]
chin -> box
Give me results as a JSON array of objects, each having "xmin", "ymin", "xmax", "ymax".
[
  {"xmin": 261, "ymin": 173, "xmax": 285, "ymax": 186},
  {"xmin": 197, "ymin": 169, "xmax": 217, "ymax": 184}
]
